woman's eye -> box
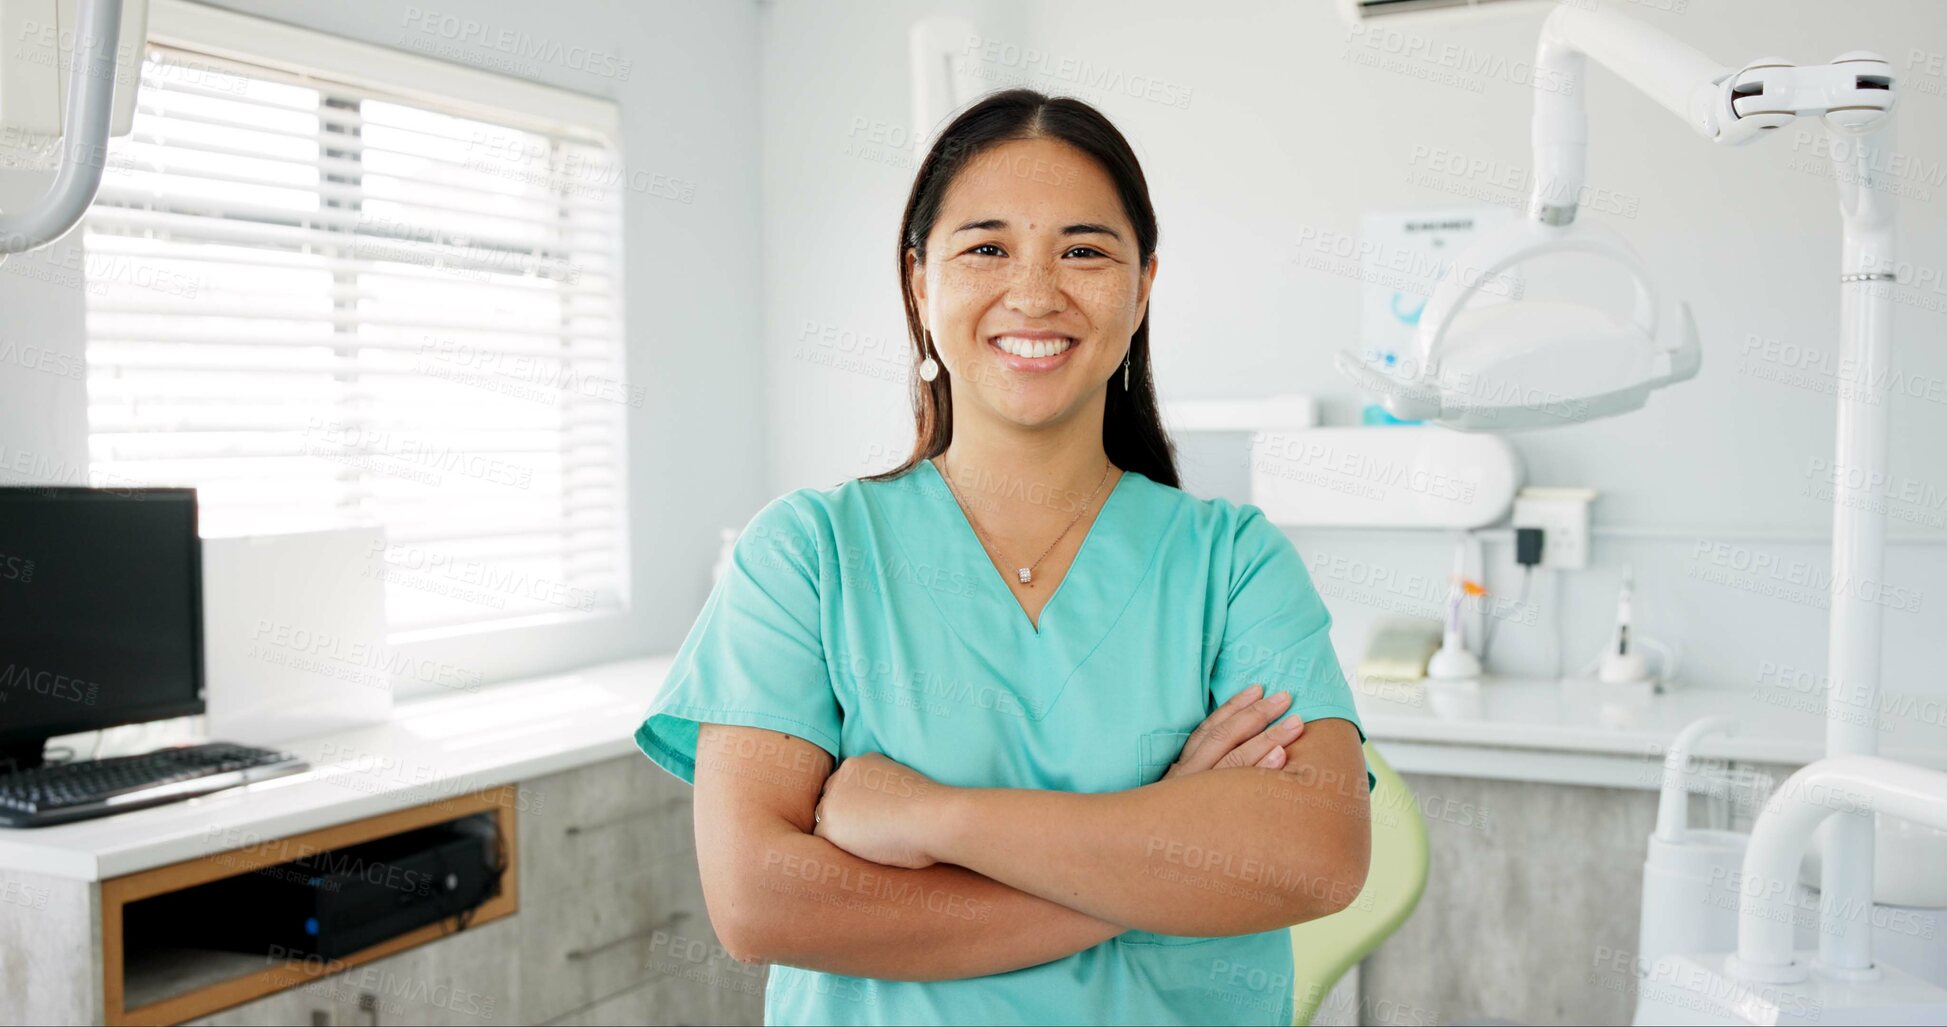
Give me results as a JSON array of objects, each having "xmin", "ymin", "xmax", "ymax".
[
  {"xmin": 1064, "ymin": 246, "xmax": 1107, "ymax": 259},
  {"xmin": 967, "ymin": 243, "xmax": 1006, "ymax": 257}
]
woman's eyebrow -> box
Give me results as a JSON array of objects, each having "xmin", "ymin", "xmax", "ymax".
[
  {"xmin": 948, "ymin": 218, "xmax": 1125, "ymax": 242},
  {"xmin": 1062, "ymin": 223, "xmax": 1122, "ymax": 241}
]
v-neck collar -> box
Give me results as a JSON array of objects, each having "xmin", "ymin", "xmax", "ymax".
[
  {"xmin": 921, "ymin": 456, "xmax": 1129, "ymax": 637},
  {"xmin": 870, "ymin": 458, "xmax": 1171, "ymax": 721}
]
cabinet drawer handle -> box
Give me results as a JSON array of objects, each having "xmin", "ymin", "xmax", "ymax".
[
  {"xmin": 565, "ymin": 910, "xmax": 691, "ymax": 962},
  {"xmin": 563, "ymin": 796, "xmax": 688, "ymax": 837}
]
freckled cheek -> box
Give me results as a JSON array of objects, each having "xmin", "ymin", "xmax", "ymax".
[
  {"xmin": 931, "ymin": 266, "xmax": 1006, "ymax": 339},
  {"xmin": 935, "ymin": 263, "xmax": 1003, "ymax": 295},
  {"xmin": 1063, "ymin": 272, "xmax": 1139, "ymax": 323}
]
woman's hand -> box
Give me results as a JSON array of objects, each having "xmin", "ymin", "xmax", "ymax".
[
  {"xmin": 1161, "ymin": 684, "xmax": 1306, "ymax": 779},
  {"xmin": 812, "ymin": 752, "xmax": 945, "ymax": 870}
]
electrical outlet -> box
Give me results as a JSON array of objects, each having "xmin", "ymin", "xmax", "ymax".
[{"xmin": 1513, "ymin": 487, "xmax": 1597, "ymax": 569}]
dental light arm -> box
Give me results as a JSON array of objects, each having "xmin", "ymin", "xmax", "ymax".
[
  {"xmin": 1546, "ymin": 9, "xmax": 1725, "ymax": 121},
  {"xmin": 1529, "ymin": 7, "xmax": 1730, "ymax": 219},
  {"xmin": 0, "ymin": 0, "xmax": 127, "ymax": 254},
  {"xmin": 1342, "ymin": 4, "xmax": 1899, "ymax": 432},
  {"xmin": 1534, "ymin": 8, "xmax": 1721, "ymax": 221},
  {"xmin": 1531, "ymin": 7, "xmax": 1897, "ymax": 221}
]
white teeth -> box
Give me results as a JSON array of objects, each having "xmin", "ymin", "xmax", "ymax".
[{"xmin": 993, "ymin": 336, "xmax": 1075, "ymax": 359}]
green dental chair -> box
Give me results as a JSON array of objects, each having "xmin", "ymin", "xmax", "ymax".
[{"xmin": 1288, "ymin": 743, "xmax": 1430, "ymax": 1025}]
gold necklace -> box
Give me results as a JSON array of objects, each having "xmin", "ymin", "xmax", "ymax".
[{"xmin": 938, "ymin": 456, "xmax": 1114, "ymax": 587}]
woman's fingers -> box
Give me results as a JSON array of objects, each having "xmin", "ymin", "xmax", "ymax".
[
  {"xmin": 1213, "ymin": 715, "xmax": 1307, "ymax": 771},
  {"xmin": 1207, "ymin": 690, "xmax": 1291, "ymax": 758},
  {"xmin": 1172, "ymin": 688, "xmax": 1292, "ymax": 776},
  {"xmin": 1173, "ymin": 683, "xmax": 1262, "ymax": 769}
]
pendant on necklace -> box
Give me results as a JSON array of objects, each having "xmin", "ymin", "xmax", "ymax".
[{"xmin": 1017, "ymin": 567, "xmax": 1033, "ymax": 586}]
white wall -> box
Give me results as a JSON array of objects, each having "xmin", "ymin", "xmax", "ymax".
[
  {"xmin": 758, "ymin": 0, "xmax": 1024, "ymax": 486},
  {"xmin": 0, "ymin": 0, "xmax": 768, "ymax": 685},
  {"xmin": 758, "ymin": 0, "xmax": 1947, "ymax": 730}
]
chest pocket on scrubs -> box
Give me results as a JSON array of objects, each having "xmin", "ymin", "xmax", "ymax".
[{"xmin": 1136, "ymin": 729, "xmax": 1191, "ymax": 787}]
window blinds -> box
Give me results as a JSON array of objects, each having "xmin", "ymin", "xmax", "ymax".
[{"xmin": 82, "ymin": 45, "xmax": 628, "ymax": 632}]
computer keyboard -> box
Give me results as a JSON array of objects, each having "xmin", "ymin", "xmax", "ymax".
[{"xmin": 0, "ymin": 743, "xmax": 309, "ymax": 828}]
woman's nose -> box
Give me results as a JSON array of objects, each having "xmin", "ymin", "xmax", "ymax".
[{"xmin": 1004, "ymin": 261, "xmax": 1066, "ymax": 317}]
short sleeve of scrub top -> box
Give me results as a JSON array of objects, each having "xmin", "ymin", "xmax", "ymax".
[
  {"xmin": 635, "ymin": 493, "xmax": 840, "ymax": 782},
  {"xmin": 1208, "ymin": 504, "xmax": 1374, "ymax": 794},
  {"xmin": 633, "ymin": 466, "xmax": 1371, "ymax": 1026}
]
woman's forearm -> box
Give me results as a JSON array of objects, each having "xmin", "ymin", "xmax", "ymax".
[
  {"xmin": 717, "ymin": 813, "xmax": 1124, "ymax": 980},
  {"xmin": 694, "ymin": 723, "xmax": 1121, "ymax": 980},
  {"xmin": 921, "ymin": 722, "xmax": 1371, "ymax": 937}
]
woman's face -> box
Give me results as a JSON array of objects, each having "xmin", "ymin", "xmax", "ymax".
[{"xmin": 910, "ymin": 136, "xmax": 1156, "ymax": 430}]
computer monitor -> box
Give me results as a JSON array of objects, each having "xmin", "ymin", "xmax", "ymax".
[{"xmin": 0, "ymin": 488, "xmax": 204, "ymax": 771}]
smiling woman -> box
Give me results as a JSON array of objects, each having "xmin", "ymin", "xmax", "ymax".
[
  {"xmin": 881, "ymin": 91, "xmax": 1172, "ymax": 485},
  {"xmin": 633, "ymin": 89, "xmax": 1373, "ymax": 1026}
]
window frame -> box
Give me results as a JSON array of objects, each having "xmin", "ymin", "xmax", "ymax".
[
  {"xmin": 108, "ymin": 0, "xmax": 633, "ymax": 683},
  {"xmin": 148, "ymin": 0, "xmax": 620, "ymax": 143}
]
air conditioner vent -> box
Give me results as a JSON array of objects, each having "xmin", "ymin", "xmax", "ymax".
[{"xmin": 1338, "ymin": 0, "xmax": 1533, "ymax": 24}]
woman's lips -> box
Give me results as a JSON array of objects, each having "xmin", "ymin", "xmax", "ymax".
[{"xmin": 987, "ymin": 334, "xmax": 1079, "ymax": 373}]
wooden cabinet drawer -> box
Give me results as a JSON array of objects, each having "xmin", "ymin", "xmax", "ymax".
[
  {"xmin": 506, "ymin": 752, "xmax": 763, "ymax": 1021},
  {"xmin": 599, "ymin": 869, "xmax": 763, "ymax": 1027},
  {"xmin": 520, "ymin": 756, "xmax": 693, "ymax": 904},
  {"xmin": 331, "ymin": 918, "xmax": 516, "ymax": 1025},
  {"xmin": 184, "ymin": 981, "xmax": 347, "ymax": 1027},
  {"xmin": 518, "ymin": 864, "xmax": 684, "ymax": 1023},
  {"xmin": 185, "ymin": 919, "xmax": 516, "ymax": 1027},
  {"xmin": 545, "ymin": 965, "xmax": 765, "ymax": 1027},
  {"xmin": 516, "ymin": 755, "xmax": 762, "ymax": 1024}
]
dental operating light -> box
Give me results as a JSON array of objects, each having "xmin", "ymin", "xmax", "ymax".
[
  {"xmin": 1341, "ymin": 7, "xmax": 1896, "ymax": 431},
  {"xmin": 1340, "ymin": 3, "xmax": 1915, "ymax": 1000}
]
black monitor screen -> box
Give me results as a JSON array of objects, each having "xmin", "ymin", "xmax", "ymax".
[{"xmin": 0, "ymin": 488, "xmax": 203, "ymax": 755}]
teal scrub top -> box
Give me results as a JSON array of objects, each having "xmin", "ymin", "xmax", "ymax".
[{"xmin": 635, "ymin": 459, "xmax": 1370, "ymax": 1026}]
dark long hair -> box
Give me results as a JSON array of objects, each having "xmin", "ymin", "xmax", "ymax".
[{"xmin": 866, "ymin": 89, "xmax": 1179, "ymax": 489}]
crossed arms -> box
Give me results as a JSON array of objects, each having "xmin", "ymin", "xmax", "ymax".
[{"xmin": 691, "ymin": 686, "xmax": 1371, "ymax": 981}]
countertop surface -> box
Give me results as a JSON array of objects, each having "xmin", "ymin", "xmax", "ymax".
[
  {"xmin": 1355, "ymin": 674, "xmax": 1947, "ymax": 768},
  {"xmin": 2, "ymin": 657, "xmax": 1939, "ymax": 881},
  {"xmin": 0, "ymin": 657, "xmax": 672, "ymax": 882}
]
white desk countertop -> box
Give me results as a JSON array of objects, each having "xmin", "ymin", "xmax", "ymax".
[
  {"xmin": 1355, "ymin": 675, "xmax": 1947, "ymax": 787},
  {"xmin": 0, "ymin": 657, "xmax": 674, "ymax": 883},
  {"xmin": 2, "ymin": 658, "xmax": 1940, "ymax": 881}
]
